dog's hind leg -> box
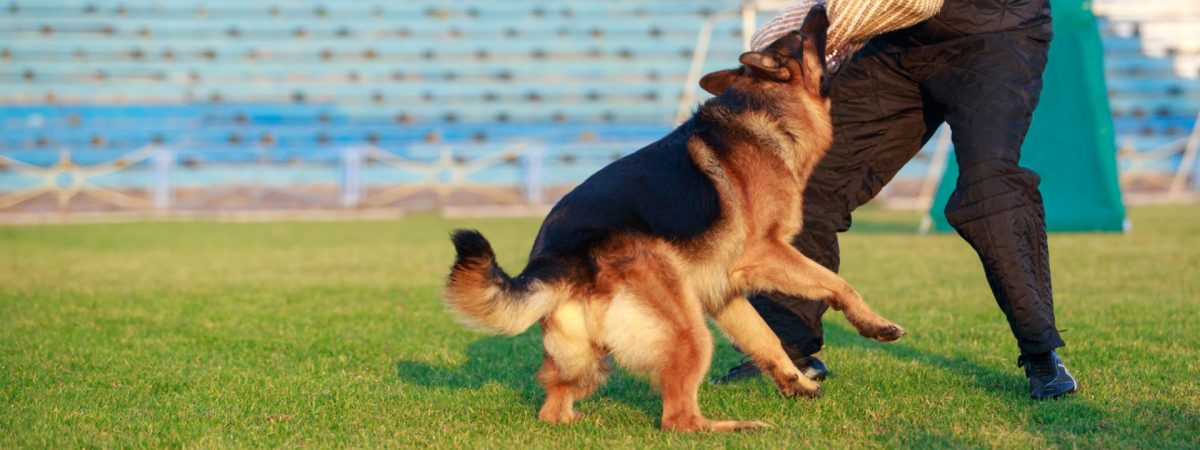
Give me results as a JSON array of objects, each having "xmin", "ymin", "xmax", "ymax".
[
  {"xmin": 536, "ymin": 301, "xmax": 608, "ymax": 424},
  {"xmin": 712, "ymin": 296, "xmax": 821, "ymax": 397},
  {"xmin": 652, "ymin": 296, "xmax": 773, "ymax": 432},
  {"xmin": 736, "ymin": 245, "xmax": 906, "ymax": 342},
  {"xmin": 603, "ymin": 268, "xmax": 771, "ymax": 432}
]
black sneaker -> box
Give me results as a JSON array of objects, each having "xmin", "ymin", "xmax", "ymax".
[
  {"xmin": 712, "ymin": 355, "xmax": 829, "ymax": 384},
  {"xmin": 1018, "ymin": 351, "xmax": 1077, "ymax": 400}
]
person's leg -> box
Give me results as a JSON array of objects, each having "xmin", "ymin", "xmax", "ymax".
[
  {"xmin": 918, "ymin": 30, "xmax": 1065, "ymax": 355},
  {"xmin": 745, "ymin": 44, "xmax": 943, "ymax": 363},
  {"xmin": 916, "ymin": 30, "xmax": 1073, "ymax": 398}
]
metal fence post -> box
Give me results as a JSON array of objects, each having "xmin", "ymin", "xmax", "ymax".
[
  {"xmin": 1192, "ymin": 155, "xmax": 1200, "ymax": 191},
  {"xmin": 340, "ymin": 146, "xmax": 364, "ymax": 207},
  {"xmin": 152, "ymin": 146, "xmax": 174, "ymax": 210},
  {"xmin": 523, "ymin": 145, "xmax": 545, "ymax": 205}
]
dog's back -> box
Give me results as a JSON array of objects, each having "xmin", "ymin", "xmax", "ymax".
[{"xmin": 526, "ymin": 122, "xmax": 719, "ymax": 274}]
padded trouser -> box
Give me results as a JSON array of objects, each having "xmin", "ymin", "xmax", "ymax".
[{"xmin": 750, "ymin": 29, "xmax": 1066, "ymax": 358}]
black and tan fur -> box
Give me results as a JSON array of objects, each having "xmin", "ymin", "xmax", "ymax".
[{"xmin": 444, "ymin": 6, "xmax": 904, "ymax": 432}]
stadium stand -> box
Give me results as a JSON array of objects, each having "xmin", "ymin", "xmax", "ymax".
[
  {"xmin": 0, "ymin": 1, "xmax": 747, "ymax": 163},
  {"xmin": 0, "ymin": 0, "xmax": 1197, "ymax": 212},
  {"xmin": 1092, "ymin": 0, "xmax": 1200, "ymax": 180}
]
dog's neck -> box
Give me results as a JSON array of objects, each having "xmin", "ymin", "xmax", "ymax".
[{"xmin": 694, "ymin": 90, "xmax": 833, "ymax": 180}]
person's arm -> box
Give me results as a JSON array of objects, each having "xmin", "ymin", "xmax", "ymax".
[{"xmin": 751, "ymin": 0, "xmax": 944, "ymax": 56}]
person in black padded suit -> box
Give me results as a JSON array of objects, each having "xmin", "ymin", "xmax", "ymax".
[{"xmin": 714, "ymin": 0, "xmax": 1077, "ymax": 400}]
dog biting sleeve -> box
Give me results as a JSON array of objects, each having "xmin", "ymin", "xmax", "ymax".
[{"xmin": 750, "ymin": 0, "xmax": 944, "ymax": 55}]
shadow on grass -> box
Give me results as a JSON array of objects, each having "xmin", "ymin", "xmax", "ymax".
[
  {"xmin": 825, "ymin": 322, "xmax": 1026, "ymax": 395},
  {"xmin": 394, "ymin": 331, "xmax": 660, "ymax": 419},
  {"xmin": 823, "ymin": 322, "xmax": 1200, "ymax": 447},
  {"xmin": 395, "ymin": 332, "xmax": 544, "ymax": 406}
]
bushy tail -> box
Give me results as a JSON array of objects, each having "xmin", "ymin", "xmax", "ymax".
[{"xmin": 444, "ymin": 229, "xmax": 556, "ymax": 336}]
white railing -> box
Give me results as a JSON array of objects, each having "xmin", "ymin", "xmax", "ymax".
[
  {"xmin": 0, "ymin": 133, "xmax": 1196, "ymax": 217},
  {"xmin": 1120, "ymin": 112, "xmax": 1200, "ymax": 202},
  {"xmin": 0, "ymin": 142, "xmax": 558, "ymax": 214},
  {"xmin": 0, "ymin": 145, "xmax": 168, "ymax": 211}
]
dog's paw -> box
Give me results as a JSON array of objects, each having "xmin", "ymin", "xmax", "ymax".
[
  {"xmin": 538, "ymin": 408, "xmax": 583, "ymax": 424},
  {"xmin": 776, "ymin": 372, "xmax": 821, "ymax": 399},
  {"xmin": 728, "ymin": 420, "xmax": 775, "ymax": 431},
  {"xmin": 857, "ymin": 321, "xmax": 906, "ymax": 342},
  {"xmin": 873, "ymin": 323, "xmax": 907, "ymax": 342},
  {"xmin": 706, "ymin": 420, "xmax": 775, "ymax": 432}
]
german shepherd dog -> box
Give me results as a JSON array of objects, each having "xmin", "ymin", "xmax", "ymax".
[{"xmin": 444, "ymin": 6, "xmax": 904, "ymax": 432}]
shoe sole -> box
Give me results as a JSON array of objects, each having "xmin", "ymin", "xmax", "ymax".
[
  {"xmin": 710, "ymin": 370, "xmax": 760, "ymax": 385},
  {"xmin": 1031, "ymin": 384, "xmax": 1078, "ymax": 400}
]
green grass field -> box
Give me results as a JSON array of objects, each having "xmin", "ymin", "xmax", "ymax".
[{"xmin": 1, "ymin": 206, "xmax": 1197, "ymax": 448}]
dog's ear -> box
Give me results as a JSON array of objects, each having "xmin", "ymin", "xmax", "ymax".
[
  {"xmin": 699, "ymin": 68, "xmax": 739, "ymax": 95},
  {"xmin": 799, "ymin": 5, "xmax": 830, "ymax": 95},
  {"xmin": 799, "ymin": 4, "xmax": 828, "ymax": 62},
  {"xmin": 738, "ymin": 52, "xmax": 791, "ymax": 82}
]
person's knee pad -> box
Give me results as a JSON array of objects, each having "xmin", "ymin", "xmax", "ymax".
[{"xmin": 944, "ymin": 160, "xmax": 1043, "ymax": 228}]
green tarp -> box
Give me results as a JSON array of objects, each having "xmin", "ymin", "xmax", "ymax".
[{"xmin": 927, "ymin": 0, "xmax": 1127, "ymax": 232}]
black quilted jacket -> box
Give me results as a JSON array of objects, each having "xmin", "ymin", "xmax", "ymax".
[{"xmin": 882, "ymin": 0, "xmax": 1053, "ymax": 47}]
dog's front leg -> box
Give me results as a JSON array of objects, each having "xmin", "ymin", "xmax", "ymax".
[
  {"xmin": 734, "ymin": 246, "xmax": 906, "ymax": 342},
  {"xmin": 712, "ymin": 296, "xmax": 821, "ymax": 398}
]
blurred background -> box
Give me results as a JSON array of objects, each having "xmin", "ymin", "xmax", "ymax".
[{"xmin": 0, "ymin": 0, "xmax": 1197, "ymax": 223}]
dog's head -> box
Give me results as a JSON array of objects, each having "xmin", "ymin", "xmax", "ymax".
[{"xmin": 699, "ymin": 5, "xmax": 829, "ymax": 98}]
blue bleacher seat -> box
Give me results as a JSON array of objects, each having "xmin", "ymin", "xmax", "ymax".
[{"xmin": 0, "ymin": 0, "xmax": 1195, "ymax": 179}]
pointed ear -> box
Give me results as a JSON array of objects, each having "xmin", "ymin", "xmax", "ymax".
[
  {"xmin": 799, "ymin": 4, "xmax": 828, "ymax": 64},
  {"xmin": 799, "ymin": 4, "xmax": 830, "ymax": 96},
  {"xmin": 699, "ymin": 69, "xmax": 738, "ymax": 95},
  {"xmin": 738, "ymin": 52, "xmax": 791, "ymax": 81}
]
